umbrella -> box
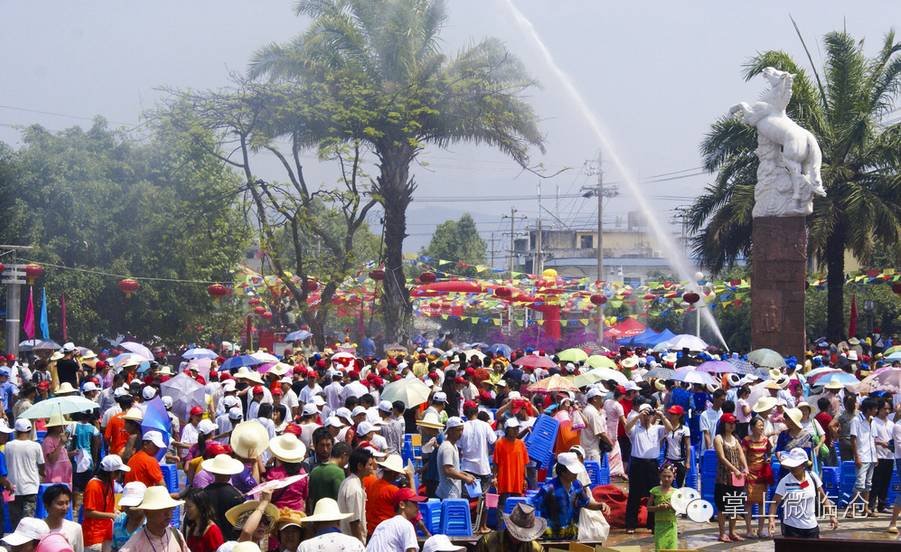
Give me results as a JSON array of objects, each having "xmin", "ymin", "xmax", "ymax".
[
  {"xmin": 20, "ymin": 396, "xmax": 100, "ymax": 419},
  {"xmin": 885, "ymin": 351, "xmax": 901, "ymax": 362},
  {"xmin": 645, "ymin": 366, "xmax": 677, "ymax": 381},
  {"xmin": 487, "ymin": 343, "xmax": 512, "ymax": 357},
  {"xmin": 463, "ymin": 349, "xmax": 486, "ymax": 361},
  {"xmin": 586, "ymin": 367, "xmax": 629, "ymax": 386},
  {"xmin": 250, "ymin": 351, "xmax": 279, "ymax": 364},
  {"xmin": 285, "ymin": 330, "xmax": 312, "ymax": 342},
  {"xmin": 672, "ymin": 367, "xmax": 717, "ymax": 386},
  {"xmin": 221, "ymin": 355, "xmax": 263, "ymax": 370},
  {"xmin": 586, "ymin": 355, "xmax": 616, "ymax": 369},
  {"xmin": 697, "ymin": 360, "xmax": 739, "ymax": 373},
  {"xmin": 527, "ymin": 374, "xmax": 578, "ymax": 394},
  {"xmin": 655, "ymin": 334, "xmax": 709, "ymax": 352},
  {"xmin": 160, "ymin": 373, "xmax": 206, "ymax": 421},
  {"xmin": 380, "ymin": 376, "xmax": 431, "ymax": 408},
  {"xmin": 384, "ymin": 343, "xmax": 407, "ymax": 354},
  {"xmin": 806, "ymin": 367, "xmax": 840, "ymax": 380},
  {"xmin": 182, "ymin": 348, "xmax": 217, "ymax": 360},
  {"xmin": 186, "ymin": 358, "xmax": 213, "ymax": 379},
  {"xmin": 18, "ymin": 339, "xmax": 41, "ymax": 352},
  {"xmin": 860, "ymin": 367, "xmax": 901, "ymax": 394},
  {"xmin": 33, "ymin": 340, "xmax": 61, "ymax": 350},
  {"xmin": 557, "ymin": 348, "xmax": 589, "ymax": 364},
  {"xmin": 816, "ymin": 373, "xmax": 859, "ymax": 386},
  {"xmin": 113, "ymin": 353, "xmax": 149, "ymax": 371},
  {"xmin": 883, "ymin": 345, "xmax": 901, "ymax": 356},
  {"xmin": 120, "ymin": 342, "xmax": 153, "ymax": 361},
  {"xmin": 571, "ymin": 371, "xmax": 604, "ymax": 388},
  {"xmin": 725, "ymin": 358, "xmax": 755, "ymax": 375},
  {"xmin": 513, "ymin": 355, "xmax": 556, "ymax": 369},
  {"xmin": 747, "ymin": 348, "xmax": 786, "ymax": 369}
]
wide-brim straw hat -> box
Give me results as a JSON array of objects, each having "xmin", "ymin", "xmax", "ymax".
[
  {"xmin": 138, "ymin": 486, "xmax": 184, "ymax": 511},
  {"xmin": 201, "ymin": 454, "xmax": 245, "ymax": 476},
  {"xmin": 44, "ymin": 413, "xmax": 70, "ymax": 428},
  {"xmin": 231, "ymin": 420, "xmax": 269, "ymax": 459},
  {"xmin": 752, "ymin": 396, "xmax": 777, "ymax": 413},
  {"xmin": 276, "ymin": 507, "xmax": 307, "ymax": 532},
  {"xmin": 502, "ymin": 503, "xmax": 548, "ymax": 542},
  {"xmin": 783, "ymin": 407, "xmax": 803, "ymax": 428},
  {"xmin": 55, "ymin": 382, "xmax": 77, "ymax": 396},
  {"xmin": 376, "ymin": 453, "xmax": 406, "ymax": 474},
  {"xmin": 301, "ymin": 498, "xmax": 352, "ymax": 523},
  {"xmin": 415, "ymin": 412, "xmax": 444, "ymax": 430},
  {"xmin": 268, "ymin": 433, "xmax": 307, "ymax": 463},
  {"xmin": 122, "ymin": 407, "xmax": 144, "ymax": 422},
  {"xmin": 226, "ymin": 500, "xmax": 279, "ymax": 528},
  {"xmin": 234, "ymin": 367, "xmax": 264, "ymax": 385}
]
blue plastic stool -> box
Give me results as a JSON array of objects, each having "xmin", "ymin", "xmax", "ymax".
[
  {"xmin": 160, "ymin": 464, "xmax": 179, "ymax": 493},
  {"xmin": 440, "ymin": 498, "xmax": 472, "ymax": 536},
  {"xmin": 584, "ymin": 460, "xmax": 603, "ymax": 487},
  {"xmin": 417, "ymin": 499, "xmax": 442, "ymax": 536}
]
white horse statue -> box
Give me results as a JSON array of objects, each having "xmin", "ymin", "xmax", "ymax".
[{"xmin": 729, "ymin": 67, "xmax": 826, "ymax": 201}]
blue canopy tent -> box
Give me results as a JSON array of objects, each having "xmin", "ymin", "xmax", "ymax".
[{"xmin": 618, "ymin": 328, "xmax": 676, "ymax": 347}]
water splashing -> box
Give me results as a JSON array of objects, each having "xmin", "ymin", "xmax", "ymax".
[{"xmin": 501, "ymin": 0, "xmax": 728, "ymax": 350}]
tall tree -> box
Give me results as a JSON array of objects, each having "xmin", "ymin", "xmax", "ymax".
[
  {"xmin": 248, "ymin": 0, "xmax": 544, "ymax": 338},
  {"xmin": 687, "ymin": 29, "xmax": 901, "ymax": 341},
  {"xmin": 422, "ymin": 213, "xmax": 486, "ymax": 265}
]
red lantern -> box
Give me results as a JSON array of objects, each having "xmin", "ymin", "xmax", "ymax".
[
  {"xmin": 892, "ymin": 282, "xmax": 901, "ymax": 295},
  {"xmin": 118, "ymin": 278, "xmax": 139, "ymax": 298},
  {"xmin": 253, "ymin": 306, "xmax": 266, "ymax": 315},
  {"xmin": 369, "ymin": 269, "xmax": 385, "ymax": 281},
  {"xmin": 24, "ymin": 263, "xmax": 44, "ymax": 284},
  {"xmin": 590, "ymin": 294, "xmax": 606, "ymax": 305},
  {"xmin": 418, "ymin": 272, "xmax": 436, "ymax": 284},
  {"xmin": 0, "ymin": 262, "xmax": 5, "ymax": 274},
  {"xmin": 303, "ymin": 279, "xmax": 319, "ymax": 292},
  {"xmin": 207, "ymin": 283, "xmax": 229, "ymax": 300},
  {"xmin": 494, "ymin": 287, "xmax": 512, "ymax": 299},
  {"xmin": 261, "ymin": 311, "xmax": 273, "ymax": 320},
  {"xmin": 643, "ymin": 293, "xmax": 656, "ymax": 301},
  {"xmin": 683, "ymin": 292, "xmax": 700, "ymax": 304},
  {"xmin": 248, "ymin": 297, "xmax": 262, "ymax": 306}
]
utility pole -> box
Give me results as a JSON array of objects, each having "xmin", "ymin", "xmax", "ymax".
[
  {"xmin": 535, "ymin": 182, "xmax": 543, "ymax": 275},
  {"xmin": 502, "ymin": 208, "xmax": 527, "ymax": 333},
  {"xmin": 583, "ymin": 150, "xmax": 618, "ymax": 343},
  {"xmin": 1, "ymin": 245, "xmax": 34, "ymax": 357}
]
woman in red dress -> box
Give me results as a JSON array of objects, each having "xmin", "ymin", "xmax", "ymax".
[{"xmin": 183, "ymin": 488, "xmax": 225, "ymax": 552}]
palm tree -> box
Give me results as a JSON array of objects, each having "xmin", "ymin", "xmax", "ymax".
[
  {"xmin": 688, "ymin": 29, "xmax": 901, "ymax": 342},
  {"xmin": 248, "ymin": 0, "xmax": 544, "ymax": 337}
]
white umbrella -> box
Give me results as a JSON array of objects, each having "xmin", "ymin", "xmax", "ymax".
[
  {"xmin": 20, "ymin": 396, "xmax": 100, "ymax": 419},
  {"xmin": 113, "ymin": 353, "xmax": 148, "ymax": 370},
  {"xmin": 250, "ymin": 351, "xmax": 279, "ymax": 364},
  {"xmin": 18, "ymin": 339, "xmax": 41, "ymax": 351},
  {"xmin": 654, "ymin": 334, "xmax": 709, "ymax": 352},
  {"xmin": 187, "ymin": 358, "xmax": 213, "ymax": 380},
  {"xmin": 183, "ymin": 348, "xmax": 217, "ymax": 360},
  {"xmin": 120, "ymin": 342, "xmax": 153, "ymax": 361},
  {"xmin": 160, "ymin": 373, "xmax": 205, "ymax": 421},
  {"xmin": 586, "ymin": 367, "xmax": 629, "ymax": 386},
  {"xmin": 672, "ymin": 367, "xmax": 717, "ymax": 386},
  {"xmin": 380, "ymin": 375, "xmax": 432, "ymax": 408}
]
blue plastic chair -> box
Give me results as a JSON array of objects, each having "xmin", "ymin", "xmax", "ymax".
[
  {"xmin": 440, "ymin": 498, "xmax": 472, "ymax": 536},
  {"xmin": 418, "ymin": 499, "xmax": 442, "ymax": 536}
]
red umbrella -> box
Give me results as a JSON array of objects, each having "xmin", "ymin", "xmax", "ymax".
[
  {"xmin": 605, "ymin": 318, "xmax": 646, "ymax": 338},
  {"xmin": 513, "ymin": 355, "xmax": 557, "ymax": 369}
]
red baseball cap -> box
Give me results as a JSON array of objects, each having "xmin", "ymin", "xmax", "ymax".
[
  {"xmin": 271, "ymin": 387, "xmax": 283, "ymax": 396},
  {"xmin": 284, "ymin": 424, "xmax": 302, "ymax": 437},
  {"xmin": 720, "ymin": 413, "xmax": 737, "ymax": 424},
  {"xmin": 666, "ymin": 405, "xmax": 685, "ymax": 416},
  {"xmin": 190, "ymin": 406, "xmax": 203, "ymax": 417},
  {"xmin": 393, "ymin": 487, "xmax": 427, "ymax": 505},
  {"xmin": 252, "ymin": 385, "xmax": 264, "ymax": 395},
  {"xmin": 463, "ymin": 400, "xmax": 478, "ymax": 410},
  {"xmin": 454, "ymin": 376, "xmax": 466, "ymax": 384}
]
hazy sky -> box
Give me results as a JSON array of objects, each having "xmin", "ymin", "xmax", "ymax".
[{"xmin": 2, "ymin": 1, "xmax": 898, "ymax": 260}]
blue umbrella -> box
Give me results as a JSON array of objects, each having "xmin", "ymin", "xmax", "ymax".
[
  {"xmin": 221, "ymin": 355, "xmax": 263, "ymax": 371},
  {"xmin": 885, "ymin": 351, "xmax": 901, "ymax": 362},
  {"xmin": 285, "ymin": 330, "xmax": 313, "ymax": 342},
  {"xmin": 182, "ymin": 348, "xmax": 218, "ymax": 360},
  {"xmin": 487, "ymin": 343, "xmax": 512, "ymax": 357}
]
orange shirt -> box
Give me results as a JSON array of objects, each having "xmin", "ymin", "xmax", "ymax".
[
  {"xmin": 365, "ymin": 478, "xmax": 399, "ymax": 536},
  {"xmin": 82, "ymin": 478, "xmax": 115, "ymax": 545},
  {"xmin": 125, "ymin": 450, "xmax": 164, "ymax": 487},
  {"xmin": 493, "ymin": 437, "xmax": 529, "ymax": 495},
  {"xmin": 104, "ymin": 413, "xmax": 128, "ymax": 455},
  {"xmin": 554, "ymin": 419, "xmax": 580, "ymax": 455}
]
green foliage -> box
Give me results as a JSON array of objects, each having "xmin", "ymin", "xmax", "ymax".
[
  {"xmin": 806, "ymin": 283, "xmax": 901, "ymax": 339},
  {"xmin": 421, "ymin": 213, "xmax": 486, "ymax": 266},
  {"xmin": 688, "ymin": 29, "xmax": 901, "ymax": 340},
  {"xmin": 0, "ymin": 120, "xmax": 248, "ymax": 345}
]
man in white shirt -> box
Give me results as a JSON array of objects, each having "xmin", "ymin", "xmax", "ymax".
[
  {"xmin": 458, "ymin": 402, "xmax": 497, "ymax": 533},
  {"xmin": 324, "ymin": 372, "xmax": 345, "ymax": 411},
  {"xmin": 850, "ymin": 398, "xmax": 879, "ymax": 516},
  {"xmin": 299, "ymin": 370, "xmax": 323, "ymax": 404},
  {"xmin": 580, "ymin": 387, "xmax": 609, "ymax": 461},
  {"xmin": 623, "ymin": 403, "xmax": 672, "ymax": 532},
  {"xmin": 365, "ymin": 488, "xmax": 425, "ymax": 552},
  {"xmin": 5, "ymin": 419, "xmax": 45, "ymax": 528},
  {"xmin": 436, "ymin": 417, "xmax": 475, "ymax": 499},
  {"xmin": 338, "ymin": 448, "xmax": 376, "ymax": 543},
  {"xmin": 870, "ymin": 399, "xmax": 895, "ymax": 513},
  {"xmin": 280, "ymin": 377, "xmax": 300, "ymax": 418},
  {"xmin": 700, "ymin": 389, "xmax": 725, "ymax": 453}
]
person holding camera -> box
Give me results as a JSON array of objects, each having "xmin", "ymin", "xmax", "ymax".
[{"xmin": 623, "ymin": 402, "xmax": 673, "ymax": 534}]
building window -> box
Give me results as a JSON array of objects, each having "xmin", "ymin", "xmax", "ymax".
[{"xmin": 580, "ymin": 235, "xmax": 594, "ymax": 249}]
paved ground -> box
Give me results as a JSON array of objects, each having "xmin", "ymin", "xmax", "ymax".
[{"xmin": 603, "ymin": 516, "xmax": 901, "ymax": 550}]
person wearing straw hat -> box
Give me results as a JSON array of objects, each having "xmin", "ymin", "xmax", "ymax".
[
  {"xmin": 365, "ymin": 454, "xmax": 417, "ymax": 538},
  {"xmin": 297, "ymin": 498, "xmax": 362, "ymax": 552},
  {"xmin": 119, "ymin": 486, "xmax": 187, "ymax": 552},
  {"xmin": 416, "ymin": 411, "xmax": 444, "ymax": 498},
  {"xmin": 768, "ymin": 447, "xmax": 837, "ymax": 538},
  {"xmin": 474, "ymin": 502, "xmax": 545, "ymax": 552},
  {"xmin": 42, "ymin": 414, "xmax": 73, "ymax": 488},
  {"xmin": 226, "ymin": 491, "xmax": 279, "ymax": 549},
  {"xmin": 271, "ymin": 508, "xmax": 306, "ymax": 552},
  {"xmin": 265, "ymin": 432, "xmax": 312, "ymax": 513},
  {"xmin": 6, "ymin": 418, "xmax": 45, "ymax": 529},
  {"xmin": 365, "ymin": 488, "xmax": 425, "ymax": 552},
  {"xmin": 199, "ymin": 454, "xmax": 246, "ymax": 542}
]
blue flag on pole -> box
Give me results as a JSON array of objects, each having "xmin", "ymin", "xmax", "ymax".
[
  {"xmin": 39, "ymin": 287, "xmax": 49, "ymax": 340},
  {"xmin": 141, "ymin": 397, "xmax": 172, "ymax": 461}
]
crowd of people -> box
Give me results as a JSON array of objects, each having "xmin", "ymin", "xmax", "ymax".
[{"xmin": 0, "ymin": 333, "xmax": 897, "ymax": 551}]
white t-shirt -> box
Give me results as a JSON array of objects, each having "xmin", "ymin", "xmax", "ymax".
[
  {"xmin": 629, "ymin": 423, "xmax": 665, "ymax": 460},
  {"xmin": 579, "ymin": 403, "xmax": 607, "ymax": 461},
  {"xmin": 664, "ymin": 425, "xmax": 691, "ymax": 461},
  {"xmin": 5, "ymin": 439, "xmax": 44, "ymax": 495},
  {"xmin": 51, "ymin": 519, "xmax": 84, "ymax": 552},
  {"xmin": 700, "ymin": 408, "xmax": 722, "ymax": 452},
  {"xmin": 282, "ymin": 388, "xmax": 300, "ymax": 414},
  {"xmin": 337, "ymin": 473, "xmax": 366, "ymax": 537},
  {"xmin": 325, "ymin": 381, "xmax": 345, "ymax": 410},
  {"xmin": 736, "ymin": 399, "xmax": 752, "ymax": 423},
  {"xmin": 299, "ymin": 422, "xmax": 321, "ymax": 449},
  {"xmin": 300, "ymin": 384, "xmax": 323, "ymax": 404},
  {"xmin": 436, "ymin": 440, "xmax": 462, "ymax": 498},
  {"xmin": 365, "ymin": 515, "xmax": 418, "ymax": 552},
  {"xmin": 181, "ymin": 422, "xmax": 199, "ymax": 447},
  {"xmin": 871, "ymin": 417, "xmax": 895, "ymax": 461},
  {"xmin": 301, "ymin": 532, "xmax": 365, "ymax": 552},
  {"xmin": 893, "ymin": 421, "xmax": 901, "ymax": 460},
  {"xmin": 850, "ymin": 413, "xmax": 876, "ymax": 463},
  {"xmin": 603, "ymin": 399, "xmax": 624, "ymax": 436},
  {"xmin": 774, "ymin": 471, "xmax": 823, "ymax": 530},
  {"xmin": 458, "ymin": 419, "xmax": 497, "ymax": 475}
]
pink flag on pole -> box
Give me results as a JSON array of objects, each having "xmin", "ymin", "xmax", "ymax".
[
  {"xmin": 60, "ymin": 293, "xmax": 68, "ymax": 341},
  {"xmin": 23, "ymin": 287, "xmax": 35, "ymax": 339}
]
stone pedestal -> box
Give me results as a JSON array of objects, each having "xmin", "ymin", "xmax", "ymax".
[{"xmin": 751, "ymin": 216, "xmax": 807, "ymax": 359}]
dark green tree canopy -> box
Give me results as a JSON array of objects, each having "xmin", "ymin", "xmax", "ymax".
[{"xmin": 422, "ymin": 213, "xmax": 486, "ymax": 265}]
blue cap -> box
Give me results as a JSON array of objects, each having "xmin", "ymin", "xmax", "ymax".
[{"xmin": 0, "ymin": 368, "xmax": 10, "ymax": 377}]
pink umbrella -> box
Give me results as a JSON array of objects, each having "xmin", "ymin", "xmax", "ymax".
[
  {"xmin": 861, "ymin": 367, "xmax": 901, "ymax": 394},
  {"xmin": 513, "ymin": 355, "xmax": 556, "ymax": 369},
  {"xmin": 697, "ymin": 360, "xmax": 739, "ymax": 373},
  {"xmin": 186, "ymin": 358, "xmax": 213, "ymax": 380}
]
